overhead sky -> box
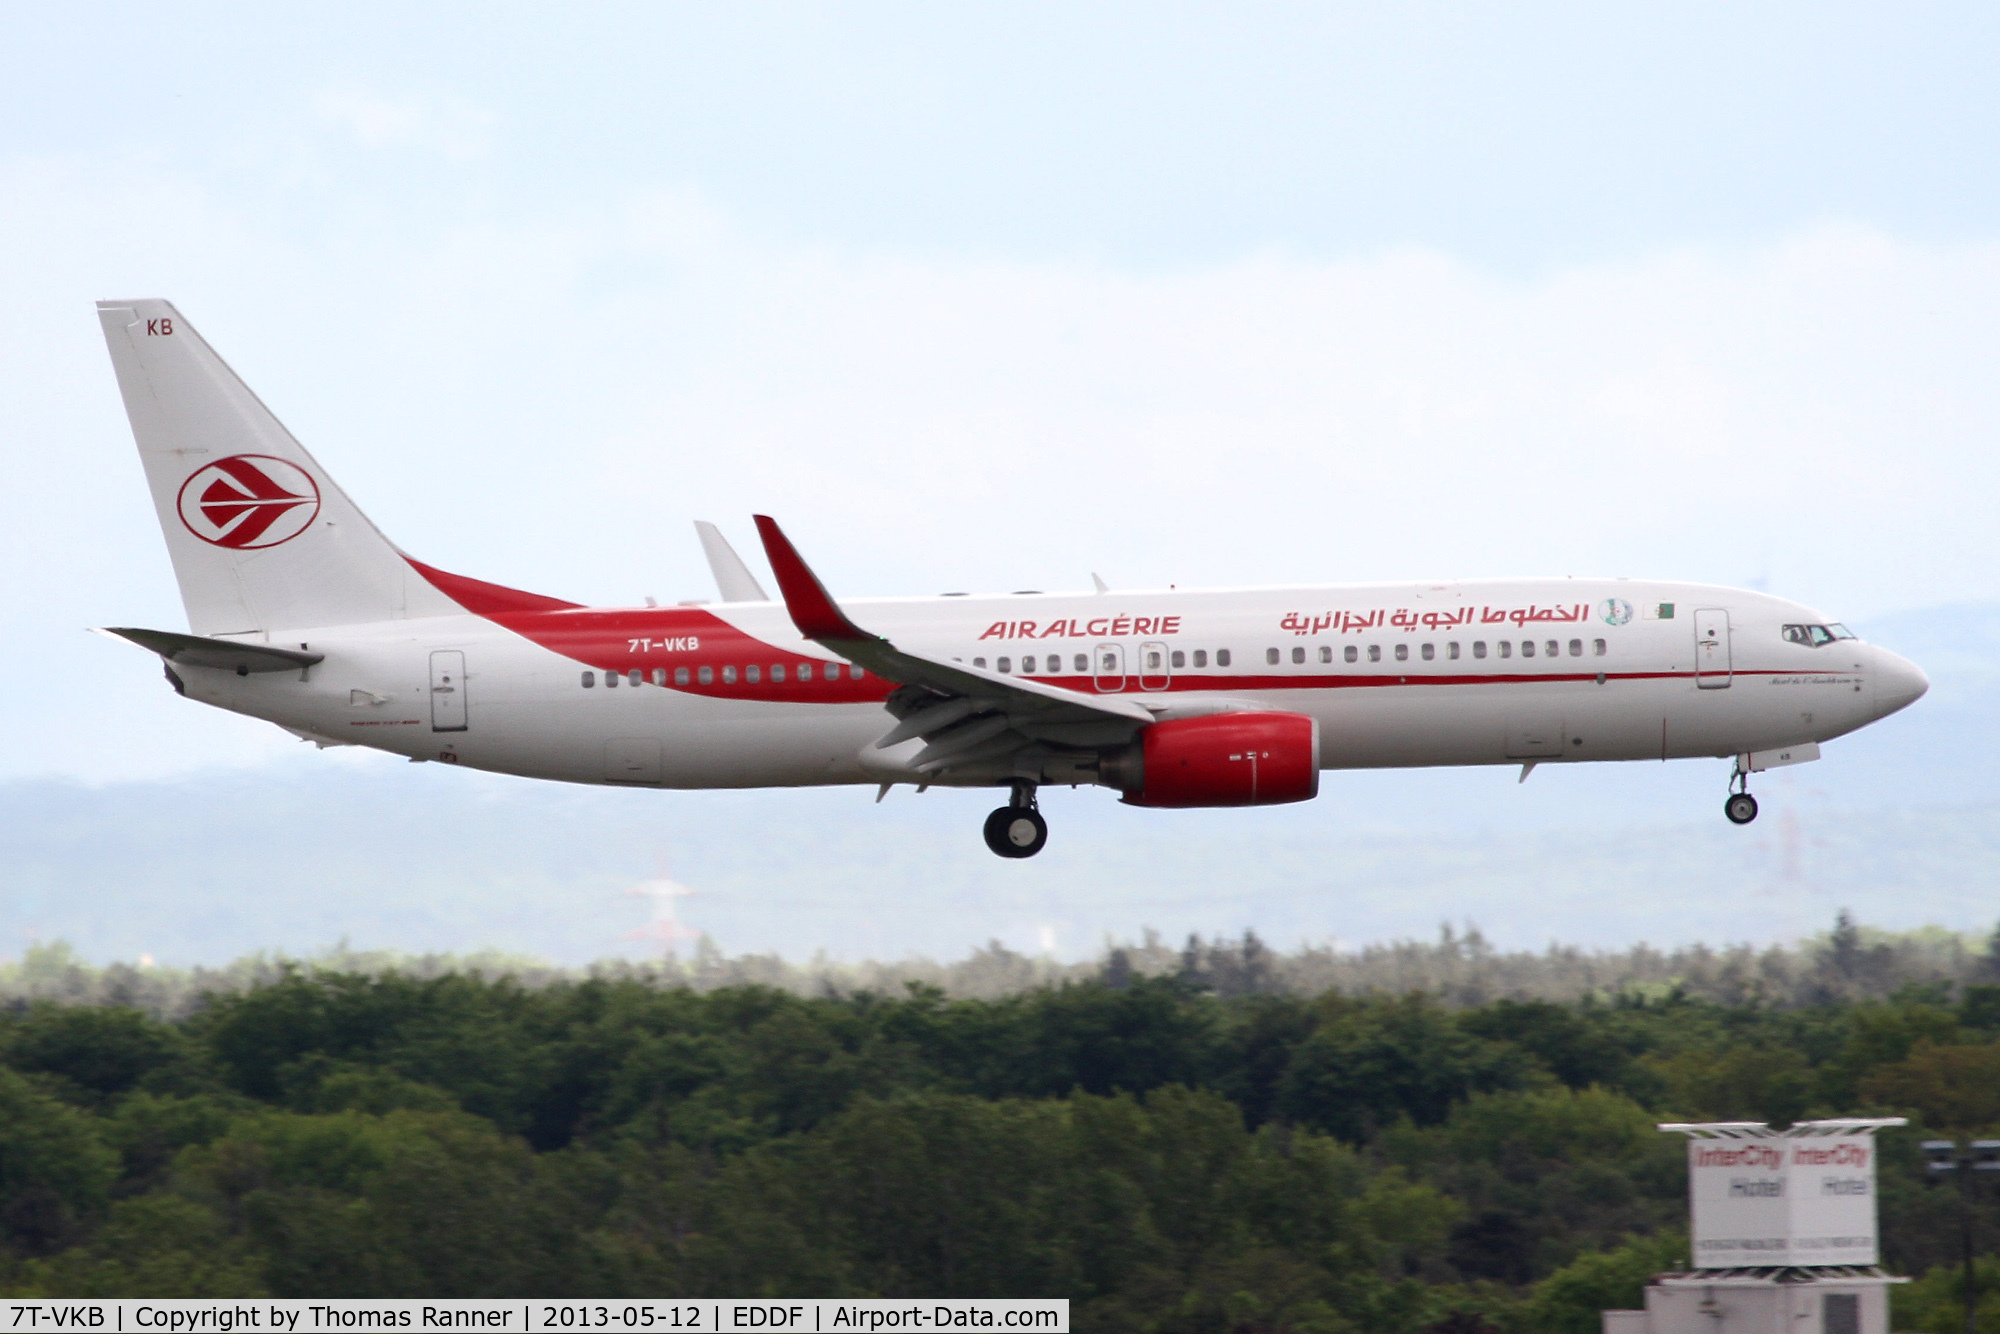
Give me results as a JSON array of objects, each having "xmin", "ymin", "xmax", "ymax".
[{"xmin": 6, "ymin": 4, "xmax": 2000, "ymax": 781}]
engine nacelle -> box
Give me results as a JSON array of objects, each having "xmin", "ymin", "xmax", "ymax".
[{"xmin": 1109, "ymin": 711, "xmax": 1320, "ymax": 808}]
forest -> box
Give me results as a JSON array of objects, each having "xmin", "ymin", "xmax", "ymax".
[{"xmin": 2, "ymin": 918, "xmax": 1998, "ymax": 1334}]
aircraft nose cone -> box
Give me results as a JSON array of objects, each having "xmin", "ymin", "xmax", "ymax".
[{"xmin": 1873, "ymin": 648, "xmax": 1929, "ymax": 718}]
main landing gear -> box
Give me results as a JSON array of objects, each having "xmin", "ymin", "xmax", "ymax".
[
  {"xmin": 1724, "ymin": 765, "xmax": 1759, "ymax": 825},
  {"xmin": 983, "ymin": 782, "xmax": 1048, "ymax": 858}
]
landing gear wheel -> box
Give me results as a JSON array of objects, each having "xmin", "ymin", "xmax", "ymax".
[
  {"xmin": 983, "ymin": 805, "xmax": 1048, "ymax": 858},
  {"xmin": 1724, "ymin": 792, "xmax": 1759, "ymax": 825}
]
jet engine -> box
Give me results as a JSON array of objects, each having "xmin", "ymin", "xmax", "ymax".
[{"xmin": 1102, "ymin": 711, "xmax": 1320, "ymax": 808}]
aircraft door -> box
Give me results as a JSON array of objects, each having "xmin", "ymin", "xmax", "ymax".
[
  {"xmin": 1093, "ymin": 642, "xmax": 1126, "ymax": 692},
  {"xmin": 1694, "ymin": 609, "xmax": 1732, "ymax": 688},
  {"xmin": 429, "ymin": 650, "xmax": 468, "ymax": 731},
  {"xmin": 1138, "ymin": 640, "xmax": 1171, "ymax": 691}
]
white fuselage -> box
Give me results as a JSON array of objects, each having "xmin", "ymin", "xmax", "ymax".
[{"xmin": 174, "ymin": 578, "xmax": 1927, "ymax": 791}]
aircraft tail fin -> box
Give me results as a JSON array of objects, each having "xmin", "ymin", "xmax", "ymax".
[{"xmin": 96, "ymin": 300, "xmax": 466, "ymax": 634}]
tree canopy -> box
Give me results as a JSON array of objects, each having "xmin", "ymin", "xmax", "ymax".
[{"xmin": 2, "ymin": 953, "xmax": 1997, "ymax": 1333}]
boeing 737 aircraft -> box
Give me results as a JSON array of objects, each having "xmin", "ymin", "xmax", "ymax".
[{"xmin": 93, "ymin": 300, "xmax": 1929, "ymax": 857}]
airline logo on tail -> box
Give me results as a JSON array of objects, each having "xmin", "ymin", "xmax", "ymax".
[{"xmin": 176, "ymin": 455, "xmax": 320, "ymax": 548}]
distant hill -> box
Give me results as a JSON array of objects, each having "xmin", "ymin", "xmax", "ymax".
[{"xmin": 4, "ymin": 602, "xmax": 1995, "ymax": 967}]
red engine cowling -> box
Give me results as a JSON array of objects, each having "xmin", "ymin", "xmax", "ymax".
[{"xmin": 1116, "ymin": 711, "xmax": 1320, "ymax": 808}]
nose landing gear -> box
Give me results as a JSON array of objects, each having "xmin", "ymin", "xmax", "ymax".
[
  {"xmin": 983, "ymin": 783, "xmax": 1048, "ymax": 858},
  {"xmin": 1724, "ymin": 765, "xmax": 1759, "ymax": 825}
]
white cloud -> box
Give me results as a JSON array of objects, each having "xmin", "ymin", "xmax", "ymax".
[{"xmin": 313, "ymin": 88, "xmax": 495, "ymax": 161}]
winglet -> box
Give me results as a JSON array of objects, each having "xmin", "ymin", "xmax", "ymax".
[
  {"xmin": 753, "ymin": 515, "xmax": 873, "ymax": 642},
  {"xmin": 694, "ymin": 521, "xmax": 771, "ymax": 602}
]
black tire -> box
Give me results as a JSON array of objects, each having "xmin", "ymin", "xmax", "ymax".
[
  {"xmin": 1724, "ymin": 792, "xmax": 1759, "ymax": 825},
  {"xmin": 982, "ymin": 805, "xmax": 1049, "ymax": 858}
]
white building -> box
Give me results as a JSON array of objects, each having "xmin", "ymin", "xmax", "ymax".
[{"xmin": 1601, "ymin": 1118, "xmax": 1907, "ymax": 1334}]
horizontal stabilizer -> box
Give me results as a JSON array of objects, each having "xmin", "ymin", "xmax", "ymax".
[{"xmin": 96, "ymin": 627, "xmax": 323, "ymax": 674}]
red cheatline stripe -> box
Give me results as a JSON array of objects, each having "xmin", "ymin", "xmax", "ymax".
[{"xmin": 403, "ymin": 556, "xmax": 583, "ymax": 614}]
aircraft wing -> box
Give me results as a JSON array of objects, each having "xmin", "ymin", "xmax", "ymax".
[{"xmin": 753, "ymin": 515, "xmax": 1152, "ymax": 778}]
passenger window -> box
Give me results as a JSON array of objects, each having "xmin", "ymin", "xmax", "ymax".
[
  {"xmin": 651, "ymin": 668, "xmax": 666, "ymax": 686},
  {"xmin": 698, "ymin": 666, "xmax": 714, "ymax": 684},
  {"xmin": 1498, "ymin": 642, "xmax": 1512, "ymax": 659},
  {"xmin": 1192, "ymin": 649, "xmax": 1208, "ymax": 668},
  {"xmin": 674, "ymin": 667, "xmax": 690, "ymax": 685},
  {"xmin": 1545, "ymin": 640, "xmax": 1559, "ymax": 659},
  {"xmin": 1421, "ymin": 643, "xmax": 1435, "ymax": 661},
  {"xmin": 1147, "ymin": 650, "xmax": 1163, "ymax": 669},
  {"xmin": 1023, "ymin": 655, "xmax": 1037, "ymax": 674},
  {"xmin": 974, "ymin": 657, "xmax": 987, "ymax": 669},
  {"xmin": 797, "ymin": 663, "xmax": 812, "ymax": 682},
  {"xmin": 1101, "ymin": 651, "xmax": 1117, "ymax": 672},
  {"xmin": 1521, "ymin": 641, "xmax": 1535, "ymax": 658},
  {"xmin": 853, "ymin": 667, "xmax": 866, "ymax": 680},
  {"xmin": 1568, "ymin": 639, "xmax": 1582, "ymax": 657},
  {"xmin": 1367, "ymin": 644, "xmax": 1381, "ymax": 662},
  {"xmin": 746, "ymin": 665, "xmax": 761, "ymax": 683},
  {"xmin": 581, "ymin": 671, "xmax": 596, "ymax": 688},
  {"xmin": 722, "ymin": 666, "xmax": 737, "ymax": 684},
  {"xmin": 1473, "ymin": 641, "xmax": 1486, "ymax": 659},
  {"xmin": 605, "ymin": 670, "xmax": 619, "ymax": 687},
  {"xmin": 998, "ymin": 656, "xmax": 1012, "ymax": 674},
  {"xmin": 1447, "ymin": 642, "xmax": 1460, "ymax": 660},
  {"xmin": 1217, "ymin": 649, "xmax": 1232, "ymax": 667},
  {"xmin": 1344, "ymin": 645, "xmax": 1358, "ymax": 664},
  {"xmin": 771, "ymin": 664, "xmax": 786, "ymax": 682},
  {"xmin": 629, "ymin": 669, "xmax": 642, "ymax": 686},
  {"xmin": 1074, "ymin": 654, "xmax": 1088, "ymax": 672},
  {"xmin": 1394, "ymin": 643, "xmax": 1409, "ymax": 662},
  {"xmin": 1266, "ymin": 647, "xmax": 1281, "ymax": 665},
  {"xmin": 1319, "ymin": 646, "xmax": 1332, "ymax": 663},
  {"xmin": 1290, "ymin": 647, "xmax": 1304, "ymax": 665},
  {"xmin": 1171, "ymin": 650, "xmax": 1186, "ymax": 668}
]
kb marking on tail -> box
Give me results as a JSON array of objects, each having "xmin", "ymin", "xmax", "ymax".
[{"xmin": 175, "ymin": 454, "xmax": 320, "ymax": 549}]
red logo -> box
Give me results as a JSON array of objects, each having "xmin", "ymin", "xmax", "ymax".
[{"xmin": 176, "ymin": 455, "xmax": 321, "ymax": 549}]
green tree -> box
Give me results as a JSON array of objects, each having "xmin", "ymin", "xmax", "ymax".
[
  {"xmin": 1, "ymin": 1004, "xmax": 196, "ymax": 1104},
  {"xmin": 1, "ymin": 1195, "xmax": 263, "ymax": 1297},
  {"xmin": 179, "ymin": 1108, "xmax": 590, "ymax": 1296},
  {"xmin": 1517, "ymin": 1231, "xmax": 1685, "ymax": 1334},
  {"xmin": 1892, "ymin": 1257, "xmax": 2000, "ymax": 1334},
  {"xmin": 1861, "ymin": 1042, "xmax": 2000, "ymax": 1133},
  {"xmin": 0, "ymin": 1068, "xmax": 118, "ymax": 1257},
  {"xmin": 1277, "ymin": 996, "xmax": 1538, "ymax": 1142}
]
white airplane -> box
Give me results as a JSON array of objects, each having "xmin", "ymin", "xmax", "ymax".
[{"xmin": 94, "ymin": 300, "xmax": 1929, "ymax": 858}]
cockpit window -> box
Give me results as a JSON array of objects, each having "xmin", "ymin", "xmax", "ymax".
[{"xmin": 1783, "ymin": 623, "xmax": 1853, "ymax": 647}]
